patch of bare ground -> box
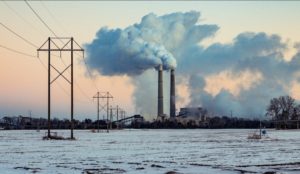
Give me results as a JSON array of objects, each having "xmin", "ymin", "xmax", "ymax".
[
  {"xmin": 136, "ymin": 167, "xmax": 145, "ymax": 170},
  {"xmin": 112, "ymin": 161, "xmax": 123, "ymax": 164},
  {"xmin": 151, "ymin": 164, "xmax": 165, "ymax": 168},
  {"xmin": 14, "ymin": 166, "xmax": 41, "ymax": 173},
  {"xmin": 189, "ymin": 163, "xmax": 211, "ymax": 167},
  {"xmin": 237, "ymin": 162, "xmax": 300, "ymax": 167},
  {"xmin": 165, "ymin": 171, "xmax": 181, "ymax": 174},
  {"xmin": 83, "ymin": 167, "xmax": 126, "ymax": 174},
  {"xmin": 263, "ymin": 172, "xmax": 277, "ymax": 174},
  {"xmin": 127, "ymin": 162, "xmax": 142, "ymax": 165},
  {"xmin": 233, "ymin": 168, "xmax": 257, "ymax": 174}
]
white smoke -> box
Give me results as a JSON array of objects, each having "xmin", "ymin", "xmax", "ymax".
[
  {"xmin": 85, "ymin": 20, "xmax": 177, "ymax": 76},
  {"xmin": 86, "ymin": 11, "xmax": 300, "ymax": 119}
]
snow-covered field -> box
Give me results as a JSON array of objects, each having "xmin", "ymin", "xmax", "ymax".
[{"xmin": 0, "ymin": 129, "xmax": 299, "ymax": 174}]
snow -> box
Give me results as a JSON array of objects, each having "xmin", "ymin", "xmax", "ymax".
[{"xmin": 0, "ymin": 129, "xmax": 300, "ymax": 174}]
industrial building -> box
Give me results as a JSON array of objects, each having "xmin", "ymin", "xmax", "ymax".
[{"xmin": 178, "ymin": 107, "xmax": 208, "ymax": 122}]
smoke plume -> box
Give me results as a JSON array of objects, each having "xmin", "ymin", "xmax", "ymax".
[
  {"xmin": 85, "ymin": 15, "xmax": 179, "ymax": 76},
  {"xmin": 86, "ymin": 11, "xmax": 300, "ymax": 118}
]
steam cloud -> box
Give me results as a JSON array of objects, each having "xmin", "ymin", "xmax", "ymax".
[
  {"xmin": 85, "ymin": 14, "xmax": 179, "ymax": 76},
  {"xmin": 86, "ymin": 11, "xmax": 300, "ymax": 118}
]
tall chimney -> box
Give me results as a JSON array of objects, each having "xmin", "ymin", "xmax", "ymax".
[
  {"xmin": 170, "ymin": 69, "xmax": 176, "ymax": 118},
  {"xmin": 157, "ymin": 64, "xmax": 164, "ymax": 117}
]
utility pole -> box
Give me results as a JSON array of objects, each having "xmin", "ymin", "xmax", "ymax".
[
  {"xmin": 29, "ymin": 110, "xmax": 32, "ymax": 129},
  {"xmin": 259, "ymin": 119, "xmax": 262, "ymax": 139},
  {"xmin": 94, "ymin": 92, "xmax": 113, "ymax": 133},
  {"xmin": 116, "ymin": 105, "xmax": 119, "ymax": 121},
  {"xmin": 121, "ymin": 110, "xmax": 126, "ymax": 128},
  {"xmin": 70, "ymin": 37, "xmax": 74, "ymax": 139},
  {"xmin": 118, "ymin": 108, "xmax": 122, "ymax": 129},
  {"xmin": 98, "ymin": 92, "xmax": 99, "ymax": 132},
  {"xmin": 47, "ymin": 37, "xmax": 51, "ymax": 138},
  {"xmin": 122, "ymin": 110, "xmax": 126, "ymax": 120},
  {"xmin": 107, "ymin": 92, "xmax": 110, "ymax": 132},
  {"xmin": 297, "ymin": 115, "xmax": 299, "ymax": 129},
  {"xmin": 109, "ymin": 105, "xmax": 121, "ymax": 129},
  {"xmin": 116, "ymin": 105, "xmax": 119, "ymax": 129},
  {"xmin": 93, "ymin": 91, "xmax": 100, "ymax": 133},
  {"xmin": 37, "ymin": 37, "xmax": 84, "ymax": 139},
  {"xmin": 105, "ymin": 92, "xmax": 113, "ymax": 132},
  {"xmin": 110, "ymin": 105, "xmax": 113, "ymax": 129}
]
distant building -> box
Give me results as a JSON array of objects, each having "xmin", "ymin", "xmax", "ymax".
[
  {"xmin": 178, "ymin": 107, "xmax": 207, "ymax": 121},
  {"xmin": 19, "ymin": 116, "xmax": 31, "ymax": 124}
]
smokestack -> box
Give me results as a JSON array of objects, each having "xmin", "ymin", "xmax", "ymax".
[
  {"xmin": 170, "ymin": 69, "xmax": 176, "ymax": 118},
  {"xmin": 158, "ymin": 64, "xmax": 164, "ymax": 117}
]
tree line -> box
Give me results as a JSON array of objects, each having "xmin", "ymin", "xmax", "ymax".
[
  {"xmin": 1, "ymin": 95, "xmax": 299, "ymax": 130},
  {"xmin": 130, "ymin": 116, "xmax": 273, "ymax": 129}
]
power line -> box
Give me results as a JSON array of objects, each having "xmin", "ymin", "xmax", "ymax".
[
  {"xmin": 4, "ymin": 2, "xmax": 97, "ymax": 103},
  {"xmin": 24, "ymin": 2, "xmax": 98, "ymax": 97},
  {"xmin": 2, "ymin": 1, "xmax": 47, "ymax": 38},
  {"xmin": 72, "ymin": 36, "xmax": 99, "ymax": 91},
  {"xmin": 0, "ymin": 21, "xmax": 91, "ymax": 102},
  {"xmin": 0, "ymin": 22, "xmax": 38, "ymax": 48},
  {"xmin": 39, "ymin": 1, "xmax": 69, "ymax": 36},
  {"xmin": 0, "ymin": 22, "xmax": 72, "ymax": 98},
  {"xmin": 83, "ymin": 57, "xmax": 99, "ymax": 91},
  {"xmin": 0, "ymin": 3, "xmax": 95, "ymax": 108},
  {"xmin": 35, "ymin": 2, "xmax": 100, "ymax": 92},
  {"xmin": 0, "ymin": 46, "xmax": 69, "ymax": 96},
  {"xmin": 0, "ymin": 44, "xmax": 71, "ymax": 96},
  {"xmin": 74, "ymin": 77, "xmax": 94, "ymax": 102},
  {"xmin": 0, "ymin": 44, "xmax": 92, "ymax": 103},
  {"xmin": 3, "ymin": 2, "xmax": 76, "ymax": 68},
  {"xmin": 24, "ymin": 0, "xmax": 58, "ymax": 38},
  {"xmin": 25, "ymin": 1, "xmax": 66, "ymax": 48},
  {"xmin": 0, "ymin": 44, "xmax": 36, "ymax": 58},
  {"xmin": 0, "ymin": 21, "xmax": 59, "ymax": 59}
]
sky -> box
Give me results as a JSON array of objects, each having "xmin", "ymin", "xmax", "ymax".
[{"xmin": 1, "ymin": 1, "xmax": 300, "ymax": 120}]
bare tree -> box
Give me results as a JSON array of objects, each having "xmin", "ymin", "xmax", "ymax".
[
  {"xmin": 266, "ymin": 97, "xmax": 281, "ymax": 119},
  {"xmin": 292, "ymin": 104, "xmax": 300, "ymax": 129},
  {"xmin": 278, "ymin": 96, "xmax": 295, "ymax": 120},
  {"xmin": 266, "ymin": 95, "xmax": 296, "ymax": 129}
]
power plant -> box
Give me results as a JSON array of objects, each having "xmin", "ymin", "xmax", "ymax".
[{"xmin": 157, "ymin": 64, "xmax": 176, "ymax": 119}]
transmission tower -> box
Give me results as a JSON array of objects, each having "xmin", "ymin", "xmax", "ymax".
[
  {"xmin": 93, "ymin": 91, "xmax": 101, "ymax": 132},
  {"xmin": 109, "ymin": 105, "xmax": 119, "ymax": 129},
  {"xmin": 110, "ymin": 105, "xmax": 113, "ymax": 129},
  {"xmin": 94, "ymin": 92, "xmax": 113, "ymax": 133},
  {"xmin": 116, "ymin": 105, "xmax": 119, "ymax": 129},
  {"xmin": 37, "ymin": 37, "xmax": 84, "ymax": 139}
]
